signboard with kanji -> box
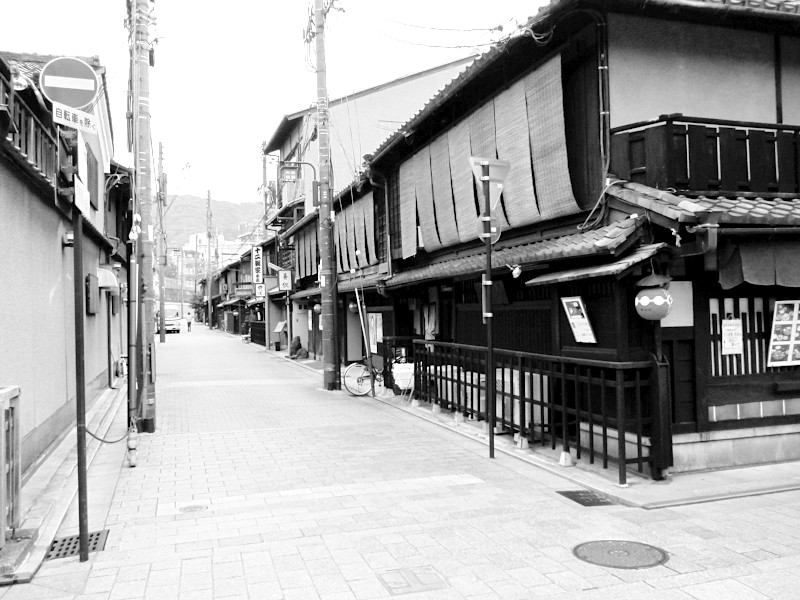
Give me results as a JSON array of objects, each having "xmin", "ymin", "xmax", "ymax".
[
  {"xmin": 278, "ymin": 270, "xmax": 293, "ymax": 291},
  {"xmin": 252, "ymin": 246, "xmax": 263, "ymax": 284},
  {"xmin": 52, "ymin": 102, "xmax": 97, "ymax": 134},
  {"xmin": 40, "ymin": 57, "xmax": 99, "ymax": 109}
]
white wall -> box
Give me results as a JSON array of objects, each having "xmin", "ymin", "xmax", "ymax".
[{"xmin": 608, "ymin": 15, "xmax": 777, "ymax": 128}]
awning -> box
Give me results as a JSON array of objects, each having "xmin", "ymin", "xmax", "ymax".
[
  {"xmin": 525, "ymin": 243, "xmax": 666, "ymax": 286},
  {"xmin": 719, "ymin": 240, "xmax": 800, "ymax": 289},
  {"xmin": 267, "ymin": 286, "xmax": 284, "ymax": 298},
  {"xmin": 246, "ymin": 297, "xmax": 265, "ymax": 307},
  {"xmin": 337, "ymin": 274, "xmax": 387, "ymax": 293},
  {"xmin": 385, "ymin": 216, "xmax": 643, "ymax": 288},
  {"xmin": 290, "ymin": 287, "xmax": 321, "ymax": 300},
  {"xmin": 97, "ymin": 266, "xmax": 119, "ymax": 291},
  {"xmin": 221, "ymin": 297, "xmax": 244, "ymax": 307}
]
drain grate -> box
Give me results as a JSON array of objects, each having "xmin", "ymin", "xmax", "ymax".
[
  {"xmin": 573, "ymin": 540, "xmax": 669, "ymax": 569},
  {"xmin": 46, "ymin": 530, "xmax": 109, "ymax": 560},
  {"xmin": 557, "ymin": 490, "xmax": 614, "ymax": 506},
  {"xmin": 377, "ymin": 566, "xmax": 448, "ymax": 596}
]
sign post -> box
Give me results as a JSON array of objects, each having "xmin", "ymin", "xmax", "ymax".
[{"xmin": 469, "ymin": 157, "xmax": 510, "ymax": 461}]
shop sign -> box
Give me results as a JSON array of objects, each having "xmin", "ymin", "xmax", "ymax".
[
  {"xmin": 561, "ymin": 296, "xmax": 596, "ymax": 344},
  {"xmin": 767, "ymin": 300, "xmax": 800, "ymax": 367},
  {"xmin": 252, "ymin": 246, "xmax": 263, "ymax": 284}
]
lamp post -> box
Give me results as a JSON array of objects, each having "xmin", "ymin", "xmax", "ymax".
[{"xmin": 469, "ymin": 157, "xmax": 510, "ymax": 460}]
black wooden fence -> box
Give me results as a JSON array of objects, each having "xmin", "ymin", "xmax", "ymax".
[{"xmin": 413, "ymin": 340, "xmax": 669, "ymax": 485}]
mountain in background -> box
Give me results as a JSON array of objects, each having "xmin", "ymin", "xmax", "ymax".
[{"xmin": 161, "ymin": 195, "xmax": 265, "ymax": 248}]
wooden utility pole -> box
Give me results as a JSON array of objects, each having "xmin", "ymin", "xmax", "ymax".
[{"xmin": 315, "ymin": 0, "xmax": 339, "ymax": 390}]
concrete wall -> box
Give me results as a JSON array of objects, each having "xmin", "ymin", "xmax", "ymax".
[{"xmin": 607, "ymin": 15, "xmax": 778, "ymax": 127}]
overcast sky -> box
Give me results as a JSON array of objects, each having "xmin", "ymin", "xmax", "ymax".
[{"xmin": 4, "ymin": 0, "xmax": 544, "ymax": 204}]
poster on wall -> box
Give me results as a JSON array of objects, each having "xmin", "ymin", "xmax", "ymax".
[
  {"xmin": 721, "ymin": 317, "xmax": 744, "ymax": 356},
  {"xmin": 560, "ymin": 296, "xmax": 597, "ymax": 344},
  {"xmin": 369, "ymin": 313, "xmax": 383, "ymax": 353},
  {"xmin": 767, "ymin": 300, "xmax": 800, "ymax": 367}
]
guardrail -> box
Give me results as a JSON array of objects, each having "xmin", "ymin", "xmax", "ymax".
[{"xmin": 414, "ymin": 341, "xmax": 661, "ymax": 485}]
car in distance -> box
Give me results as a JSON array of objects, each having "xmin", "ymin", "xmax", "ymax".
[{"xmin": 158, "ymin": 315, "xmax": 182, "ymax": 334}]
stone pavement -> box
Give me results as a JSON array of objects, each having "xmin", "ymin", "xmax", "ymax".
[{"xmin": 1, "ymin": 325, "xmax": 799, "ymax": 599}]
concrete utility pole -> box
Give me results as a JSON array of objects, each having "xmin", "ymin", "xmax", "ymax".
[
  {"xmin": 134, "ymin": 0, "xmax": 156, "ymax": 432},
  {"xmin": 315, "ymin": 0, "xmax": 339, "ymax": 390},
  {"xmin": 207, "ymin": 191, "xmax": 213, "ymax": 328},
  {"xmin": 157, "ymin": 143, "xmax": 166, "ymax": 344}
]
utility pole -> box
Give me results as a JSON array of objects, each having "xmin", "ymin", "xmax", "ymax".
[
  {"xmin": 157, "ymin": 142, "xmax": 166, "ymax": 343},
  {"xmin": 207, "ymin": 191, "xmax": 213, "ymax": 328},
  {"xmin": 315, "ymin": 0, "xmax": 339, "ymax": 390},
  {"xmin": 133, "ymin": 0, "xmax": 156, "ymax": 432}
]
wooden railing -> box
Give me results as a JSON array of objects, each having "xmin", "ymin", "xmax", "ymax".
[
  {"xmin": 610, "ymin": 114, "xmax": 800, "ymax": 195},
  {"xmin": 1, "ymin": 72, "xmax": 65, "ymax": 190},
  {"xmin": 413, "ymin": 340, "xmax": 667, "ymax": 485}
]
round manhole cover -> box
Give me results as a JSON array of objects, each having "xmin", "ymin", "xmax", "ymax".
[
  {"xmin": 573, "ymin": 540, "xmax": 668, "ymax": 569},
  {"xmin": 179, "ymin": 504, "xmax": 208, "ymax": 514}
]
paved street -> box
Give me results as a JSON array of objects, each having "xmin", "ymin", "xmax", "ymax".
[{"xmin": 2, "ymin": 326, "xmax": 800, "ymax": 599}]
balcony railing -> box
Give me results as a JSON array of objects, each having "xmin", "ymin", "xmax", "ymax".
[
  {"xmin": 413, "ymin": 340, "xmax": 667, "ymax": 485},
  {"xmin": 1, "ymin": 72, "xmax": 67, "ymax": 191},
  {"xmin": 610, "ymin": 114, "xmax": 800, "ymax": 195}
]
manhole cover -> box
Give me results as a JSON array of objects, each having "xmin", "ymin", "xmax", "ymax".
[
  {"xmin": 573, "ymin": 540, "xmax": 668, "ymax": 569},
  {"xmin": 557, "ymin": 490, "xmax": 614, "ymax": 506},
  {"xmin": 179, "ymin": 504, "xmax": 208, "ymax": 513},
  {"xmin": 46, "ymin": 530, "xmax": 109, "ymax": 560},
  {"xmin": 377, "ymin": 566, "xmax": 448, "ymax": 595}
]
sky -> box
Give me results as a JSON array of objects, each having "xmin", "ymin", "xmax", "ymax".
[{"xmin": 3, "ymin": 0, "xmax": 545, "ymax": 204}]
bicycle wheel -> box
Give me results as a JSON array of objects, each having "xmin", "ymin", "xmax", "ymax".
[{"xmin": 343, "ymin": 362, "xmax": 372, "ymax": 396}]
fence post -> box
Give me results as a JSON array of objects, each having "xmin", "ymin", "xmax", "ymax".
[
  {"xmin": 615, "ymin": 370, "xmax": 627, "ymax": 486},
  {"xmin": 649, "ymin": 356, "xmax": 673, "ymax": 480}
]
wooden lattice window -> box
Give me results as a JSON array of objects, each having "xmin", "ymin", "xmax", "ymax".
[{"xmin": 709, "ymin": 295, "xmax": 800, "ymax": 377}]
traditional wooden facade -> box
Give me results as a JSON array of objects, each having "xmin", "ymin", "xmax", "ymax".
[{"xmin": 345, "ymin": 0, "xmax": 800, "ymax": 477}]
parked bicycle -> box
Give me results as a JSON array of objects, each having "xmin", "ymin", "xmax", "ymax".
[{"xmin": 342, "ymin": 356, "xmax": 385, "ymax": 396}]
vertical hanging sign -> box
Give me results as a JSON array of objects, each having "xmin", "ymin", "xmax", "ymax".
[{"xmin": 252, "ymin": 246, "xmax": 263, "ymax": 284}]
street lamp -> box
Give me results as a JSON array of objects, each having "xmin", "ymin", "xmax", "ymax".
[{"xmin": 469, "ymin": 156, "xmax": 510, "ymax": 460}]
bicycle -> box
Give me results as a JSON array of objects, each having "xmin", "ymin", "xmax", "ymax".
[{"xmin": 342, "ymin": 356, "xmax": 384, "ymax": 396}]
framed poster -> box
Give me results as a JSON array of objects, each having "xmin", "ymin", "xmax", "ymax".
[
  {"xmin": 561, "ymin": 296, "xmax": 597, "ymax": 344},
  {"xmin": 767, "ymin": 300, "xmax": 800, "ymax": 367}
]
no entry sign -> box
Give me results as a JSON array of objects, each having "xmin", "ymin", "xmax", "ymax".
[{"xmin": 40, "ymin": 57, "xmax": 99, "ymax": 110}]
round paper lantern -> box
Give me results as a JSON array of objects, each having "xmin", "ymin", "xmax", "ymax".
[{"xmin": 635, "ymin": 288, "xmax": 673, "ymax": 320}]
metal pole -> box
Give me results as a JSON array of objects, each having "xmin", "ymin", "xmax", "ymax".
[
  {"xmin": 206, "ymin": 191, "xmax": 212, "ymax": 328},
  {"xmin": 315, "ymin": 0, "xmax": 339, "ymax": 389},
  {"xmin": 481, "ymin": 163, "xmax": 495, "ymax": 459},
  {"xmin": 127, "ymin": 250, "xmax": 138, "ymax": 427},
  {"xmin": 157, "ymin": 143, "xmax": 165, "ymax": 343},
  {"xmin": 71, "ymin": 209, "xmax": 89, "ymax": 561}
]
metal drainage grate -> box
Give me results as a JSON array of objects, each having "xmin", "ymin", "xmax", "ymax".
[
  {"xmin": 179, "ymin": 504, "xmax": 208, "ymax": 514},
  {"xmin": 557, "ymin": 490, "xmax": 614, "ymax": 506},
  {"xmin": 377, "ymin": 566, "xmax": 448, "ymax": 596},
  {"xmin": 46, "ymin": 530, "xmax": 109, "ymax": 560},
  {"xmin": 573, "ymin": 540, "xmax": 669, "ymax": 569}
]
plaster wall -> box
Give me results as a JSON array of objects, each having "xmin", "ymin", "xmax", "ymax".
[
  {"xmin": 0, "ymin": 165, "xmax": 112, "ymax": 473},
  {"xmin": 607, "ymin": 15, "xmax": 777, "ymax": 127},
  {"xmin": 781, "ymin": 36, "xmax": 800, "ymax": 124}
]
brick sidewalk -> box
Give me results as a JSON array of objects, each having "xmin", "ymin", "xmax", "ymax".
[{"xmin": 3, "ymin": 325, "xmax": 799, "ymax": 599}]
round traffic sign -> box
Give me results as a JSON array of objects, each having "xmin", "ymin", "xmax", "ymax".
[
  {"xmin": 477, "ymin": 212, "xmax": 501, "ymax": 245},
  {"xmin": 39, "ymin": 57, "xmax": 99, "ymax": 109}
]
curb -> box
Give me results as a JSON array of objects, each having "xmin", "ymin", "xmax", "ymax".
[{"xmin": 1, "ymin": 384, "xmax": 128, "ymax": 584}]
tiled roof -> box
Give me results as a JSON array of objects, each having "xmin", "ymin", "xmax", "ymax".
[
  {"xmin": 606, "ymin": 181, "xmax": 800, "ymax": 226},
  {"xmin": 694, "ymin": 0, "xmax": 800, "ymax": 15},
  {"xmin": 385, "ymin": 216, "xmax": 642, "ymax": 288}
]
